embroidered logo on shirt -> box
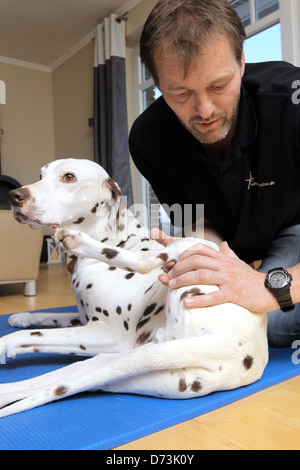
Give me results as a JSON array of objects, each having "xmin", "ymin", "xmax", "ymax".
[{"xmin": 245, "ymin": 172, "xmax": 275, "ymax": 190}]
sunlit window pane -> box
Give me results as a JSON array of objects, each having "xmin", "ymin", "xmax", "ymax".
[{"xmin": 244, "ymin": 23, "xmax": 282, "ymax": 62}]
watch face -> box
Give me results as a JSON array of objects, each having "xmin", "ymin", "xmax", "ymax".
[{"xmin": 270, "ymin": 272, "xmax": 287, "ymax": 288}]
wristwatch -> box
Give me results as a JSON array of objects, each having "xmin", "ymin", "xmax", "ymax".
[{"xmin": 265, "ymin": 267, "xmax": 295, "ymax": 312}]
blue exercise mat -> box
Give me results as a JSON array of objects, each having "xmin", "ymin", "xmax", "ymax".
[{"xmin": 0, "ymin": 306, "xmax": 299, "ymax": 450}]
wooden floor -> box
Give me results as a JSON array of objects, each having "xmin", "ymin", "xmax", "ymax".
[{"xmin": 1, "ymin": 264, "xmax": 300, "ymax": 450}]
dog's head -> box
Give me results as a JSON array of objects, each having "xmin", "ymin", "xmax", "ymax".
[{"xmin": 10, "ymin": 158, "xmax": 122, "ymax": 230}]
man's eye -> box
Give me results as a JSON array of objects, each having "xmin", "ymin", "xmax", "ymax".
[
  {"xmin": 212, "ymin": 84, "xmax": 226, "ymax": 92},
  {"xmin": 175, "ymin": 91, "xmax": 192, "ymax": 100},
  {"xmin": 62, "ymin": 173, "xmax": 76, "ymax": 183}
]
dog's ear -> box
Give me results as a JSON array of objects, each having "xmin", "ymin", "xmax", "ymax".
[
  {"xmin": 101, "ymin": 178, "xmax": 123, "ymax": 233},
  {"xmin": 106, "ymin": 178, "xmax": 122, "ymax": 202},
  {"xmin": 101, "ymin": 178, "xmax": 122, "ymax": 203}
]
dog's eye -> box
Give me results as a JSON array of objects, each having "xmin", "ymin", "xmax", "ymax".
[{"xmin": 62, "ymin": 173, "xmax": 76, "ymax": 183}]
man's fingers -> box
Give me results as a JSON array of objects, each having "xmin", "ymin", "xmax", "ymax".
[
  {"xmin": 183, "ymin": 290, "xmax": 227, "ymax": 308},
  {"xmin": 178, "ymin": 242, "xmax": 221, "ymax": 263}
]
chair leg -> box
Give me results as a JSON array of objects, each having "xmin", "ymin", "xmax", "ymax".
[{"xmin": 24, "ymin": 280, "xmax": 36, "ymax": 296}]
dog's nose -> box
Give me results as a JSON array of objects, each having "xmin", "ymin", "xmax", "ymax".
[{"xmin": 9, "ymin": 188, "xmax": 29, "ymax": 207}]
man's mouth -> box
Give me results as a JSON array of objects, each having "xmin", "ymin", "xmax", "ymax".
[{"xmin": 197, "ymin": 119, "xmax": 219, "ymax": 129}]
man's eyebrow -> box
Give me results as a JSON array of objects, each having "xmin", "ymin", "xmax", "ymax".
[
  {"xmin": 210, "ymin": 73, "xmax": 234, "ymax": 85},
  {"xmin": 166, "ymin": 84, "xmax": 189, "ymax": 92},
  {"xmin": 165, "ymin": 73, "xmax": 235, "ymax": 92}
]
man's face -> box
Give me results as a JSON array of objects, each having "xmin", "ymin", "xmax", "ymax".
[{"xmin": 155, "ymin": 35, "xmax": 245, "ymax": 146}]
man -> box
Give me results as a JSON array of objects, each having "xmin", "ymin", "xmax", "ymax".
[{"xmin": 129, "ymin": 0, "xmax": 300, "ymax": 347}]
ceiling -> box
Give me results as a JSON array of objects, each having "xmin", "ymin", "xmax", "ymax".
[{"xmin": 0, "ymin": 0, "xmax": 141, "ymax": 71}]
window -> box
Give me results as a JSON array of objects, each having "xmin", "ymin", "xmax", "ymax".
[
  {"xmin": 132, "ymin": 45, "xmax": 168, "ymax": 231},
  {"xmin": 230, "ymin": 0, "xmax": 279, "ymax": 26}
]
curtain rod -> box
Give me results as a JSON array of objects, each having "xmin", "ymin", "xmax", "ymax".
[{"xmin": 116, "ymin": 12, "xmax": 128, "ymax": 23}]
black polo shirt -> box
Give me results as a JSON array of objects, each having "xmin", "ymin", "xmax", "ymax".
[{"xmin": 129, "ymin": 62, "xmax": 300, "ymax": 263}]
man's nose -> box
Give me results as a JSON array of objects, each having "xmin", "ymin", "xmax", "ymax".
[{"xmin": 193, "ymin": 92, "xmax": 215, "ymax": 119}]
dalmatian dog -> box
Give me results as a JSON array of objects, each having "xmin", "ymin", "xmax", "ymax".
[{"xmin": 0, "ymin": 158, "xmax": 268, "ymax": 418}]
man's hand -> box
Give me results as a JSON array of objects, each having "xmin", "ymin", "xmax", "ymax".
[{"xmin": 151, "ymin": 229, "xmax": 278, "ymax": 313}]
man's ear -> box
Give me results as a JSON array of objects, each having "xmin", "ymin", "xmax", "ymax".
[{"xmin": 240, "ymin": 50, "xmax": 246, "ymax": 78}]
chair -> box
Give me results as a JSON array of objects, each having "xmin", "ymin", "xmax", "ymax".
[{"xmin": 0, "ymin": 210, "xmax": 43, "ymax": 296}]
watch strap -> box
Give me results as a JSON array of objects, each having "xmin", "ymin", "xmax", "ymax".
[{"xmin": 272, "ymin": 285, "xmax": 295, "ymax": 312}]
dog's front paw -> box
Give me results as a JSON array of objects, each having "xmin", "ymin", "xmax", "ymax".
[
  {"xmin": 54, "ymin": 228, "xmax": 83, "ymax": 254},
  {"xmin": 8, "ymin": 312, "xmax": 32, "ymax": 329}
]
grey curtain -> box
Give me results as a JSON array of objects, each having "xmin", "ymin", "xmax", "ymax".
[{"xmin": 93, "ymin": 17, "xmax": 133, "ymax": 206}]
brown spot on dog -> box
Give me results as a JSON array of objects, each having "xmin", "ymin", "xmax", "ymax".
[
  {"xmin": 102, "ymin": 248, "xmax": 118, "ymax": 259},
  {"xmin": 125, "ymin": 272, "xmax": 135, "ymax": 280},
  {"xmin": 91, "ymin": 203, "xmax": 99, "ymax": 214},
  {"xmin": 73, "ymin": 217, "xmax": 85, "ymax": 225},
  {"xmin": 30, "ymin": 331, "xmax": 43, "ymax": 337},
  {"xmin": 142, "ymin": 303, "xmax": 157, "ymax": 317},
  {"xmin": 128, "ymin": 304, "xmax": 132, "ymax": 311},
  {"xmin": 178, "ymin": 378, "xmax": 187, "ymax": 392},
  {"xmin": 157, "ymin": 253, "xmax": 168, "ymax": 263},
  {"xmin": 123, "ymin": 320, "xmax": 129, "ymax": 331},
  {"xmin": 180, "ymin": 287, "xmax": 204, "ymax": 302},
  {"xmin": 54, "ymin": 385, "xmax": 68, "ymax": 397},
  {"xmin": 191, "ymin": 381, "xmax": 202, "ymax": 392},
  {"xmin": 243, "ymin": 355, "xmax": 254, "ymax": 370},
  {"xmin": 95, "ymin": 307, "xmax": 102, "ymax": 313},
  {"xmin": 136, "ymin": 331, "xmax": 151, "ymax": 345},
  {"xmin": 154, "ymin": 305, "xmax": 164, "ymax": 316},
  {"xmin": 103, "ymin": 309, "xmax": 109, "ymax": 317},
  {"xmin": 116, "ymin": 306, "xmax": 122, "ymax": 315},
  {"xmin": 70, "ymin": 319, "xmax": 81, "ymax": 327},
  {"xmin": 86, "ymin": 283, "xmax": 93, "ymax": 289},
  {"xmin": 136, "ymin": 317, "xmax": 150, "ymax": 331},
  {"xmin": 80, "ymin": 344, "xmax": 86, "ymax": 350},
  {"xmin": 92, "ymin": 316, "xmax": 99, "ymax": 321},
  {"xmin": 144, "ymin": 284, "xmax": 154, "ymax": 295}
]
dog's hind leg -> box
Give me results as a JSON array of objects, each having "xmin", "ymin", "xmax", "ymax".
[
  {"xmin": 0, "ymin": 321, "xmax": 128, "ymax": 364},
  {"xmin": 8, "ymin": 311, "xmax": 81, "ymax": 329},
  {"xmin": 0, "ymin": 336, "xmax": 266, "ymax": 418},
  {"xmin": 0, "ymin": 352, "xmax": 121, "ymax": 414}
]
